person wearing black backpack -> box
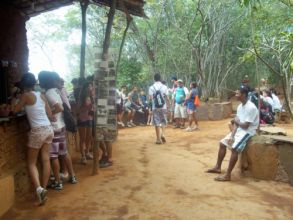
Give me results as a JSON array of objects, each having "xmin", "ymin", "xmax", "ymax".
[{"xmin": 148, "ymin": 73, "xmax": 169, "ymax": 144}]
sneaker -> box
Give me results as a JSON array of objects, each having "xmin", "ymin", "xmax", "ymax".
[
  {"xmin": 81, "ymin": 157, "xmax": 87, "ymax": 165},
  {"xmin": 138, "ymin": 109, "xmax": 144, "ymax": 114},
  {"xmin": 99, "ymin": 161, "xmax": 111, "ymax": 168},
  {"xmin": 50, "ymin": 182, "xmax": 63, "ymax": 190},
  {"xmin": 37, "ymin": 188, "xmax": 48, "ymax": 205},
  {"xmin": 86, "ymin": 153, "xmax": 93, "ymax": 160},
  {"xmin": 192, "ymin": 126, "xmax": 199, "ymax": 131},
  {"xmin": 68, "ymin": 176, "xmax": 78, "ymax": 184},
  {"xmin": 49, "ymin": 175, "xmax": 55, "ymax": 182},
  {"xmin": 130, "ymin": 121, "xmax": 136, "ymax": 127},
  {"xmin": 127, "ymin": 122, "xmax": 132, "ymax": 128},
  {"xmin": 117, "ymin": 121, "xmax": 125, "ymax": 127},
  {"xmin": 180, "ymin": 125, "xmax": 185, "ymax": 129},
  {"xmin": 60, "ymin": 173, "xmax": 69, "ymax": 181},
  {"xmin": 185, "ymin": 127, "xmax": 192, "ymax": 132}
]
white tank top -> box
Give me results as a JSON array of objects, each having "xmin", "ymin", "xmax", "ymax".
[{"xmin": 25, "ymin": 92, "xmax": 51, "ymax": 128}]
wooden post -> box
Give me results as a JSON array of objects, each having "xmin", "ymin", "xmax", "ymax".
[
  {"xmin": 79, "ymin": 0, "xmax": 89, "ymax": 78},
  {"xmin": 116, "ymin": 16, "xmax": 132, "ymax": 75},
  {"xmin": 102, "ymin": 0, "xmax": 117, "ymax": 56},
  {"xmin": 92, "ymin": 0, "xmax": 117, "ymax": 175}
]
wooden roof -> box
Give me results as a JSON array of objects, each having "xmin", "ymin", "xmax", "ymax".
[{"xmin": 2, "ymin": 0, "xmax": 145, "ymax": 17}]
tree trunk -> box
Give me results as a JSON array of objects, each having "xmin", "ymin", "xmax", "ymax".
[{"xmin": 79, "ymin": 0, "xmax": 89, "ymax": 78}]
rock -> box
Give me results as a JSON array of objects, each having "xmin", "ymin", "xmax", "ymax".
[
  {"xmin": 242, "ymin": 135, "xmax": 279, "ymax": 180},
  {"xmin": 241, "ymin": 135, "xmax": 293, "ymax": 185}
]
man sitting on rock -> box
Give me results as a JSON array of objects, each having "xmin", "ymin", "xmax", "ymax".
[{"xmin": 206, "ymin": 85, "xmax": 259, "ymax": 181}]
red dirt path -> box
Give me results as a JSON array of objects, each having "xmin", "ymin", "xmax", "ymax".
[{"xmin": 2, "ymin": 119, "xmax": 293, "ymax": 220}]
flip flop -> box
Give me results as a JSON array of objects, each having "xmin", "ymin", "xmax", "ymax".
[
  {"xmin": 214, "ymin": 175, "xmax": 231, "ymax": 182},
  {"xmin": 206, "ymin": 168, "xmax": 221, "ymax": 174},
  {"xmin": 161, "ymin": 136, "xmax": 166, "ymax": 143}
]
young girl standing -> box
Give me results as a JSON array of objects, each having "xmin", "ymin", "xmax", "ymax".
[
  {"xmin": 77, "ymin": 81, "xmax": 94, "ymax": 164},
  {"xmin": 13, "ymin": 73, "xmax": 54, "ymax": 205}
]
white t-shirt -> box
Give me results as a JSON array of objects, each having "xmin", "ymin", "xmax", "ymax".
[
  {"xmin": 236, "ymin": 100, "xmax": 259, "ymax": 136},
  {"xmin": 149, "ymin": 81, "xmax": 168, "ymax": 110},
  {"xmin": 272, "ymin": 94, "xmax": 282, "ymax": 111},
  {"xmin": 46, "ymin": 88, "xmax": 65, "ymax": 130},
  {"xmin": 115, "ymin": 89, "xmax": 122, "ymax": 104},
  {"xmin": 265, "ymin": 97, "xmax": 274, "ymax": 108}
]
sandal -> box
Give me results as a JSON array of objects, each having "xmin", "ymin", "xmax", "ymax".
[
  {"xmin": 155, "ymin": 141, "xmax": 162, "ymax": 144},
  {"xmin": 206, "ymin": 168, "xmax": 221, "ymax": 174},
  {"xmin": 161, "ymin": 136, "xmax": 166, "ymax": 143},
  {"xmin": 214, "ymin": 175, "xmax": 231, "ymax": 182}
]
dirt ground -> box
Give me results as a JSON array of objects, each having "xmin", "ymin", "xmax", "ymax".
[{"xmin": 2, "ymin": 119, "xmax": 293, "ymax": 220}]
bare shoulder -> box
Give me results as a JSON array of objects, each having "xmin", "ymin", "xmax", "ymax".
[{"xmin": 25, "ymin": 92, "xmax": 37, "ymax": 105}]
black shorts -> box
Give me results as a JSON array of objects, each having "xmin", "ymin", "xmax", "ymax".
[{"xmin": 116, "ymin": 104, "xmax": 123, "ymax": 114}]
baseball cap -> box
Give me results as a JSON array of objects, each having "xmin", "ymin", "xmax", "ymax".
[
  {"xmin": 171, "ymin": 76, "xmax": 177, "ymax": 81},
  {"xmin": 239, "ymin": 85, "xmax": 249, "ymax": 95},
  {"xmin": 177, "ymin": 79, "xmax": 183, "ymax": 83}
]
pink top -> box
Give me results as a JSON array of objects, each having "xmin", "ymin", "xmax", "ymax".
[{"xmin": 78, "ymin": 97, "xmax": 93, "ymax": 122}]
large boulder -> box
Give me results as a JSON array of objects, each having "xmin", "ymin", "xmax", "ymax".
[{"xmin": 241, "ymin": 135, "xmax": 293, "ymax": 185}]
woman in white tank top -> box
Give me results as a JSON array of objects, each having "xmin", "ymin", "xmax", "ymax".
[{"xmin": 12, "ymin": 73, "xmax": 54, "ymax": 205}]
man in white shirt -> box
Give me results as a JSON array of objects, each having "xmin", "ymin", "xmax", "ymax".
[
  {"xmin": 149, "ymin": 73, "xmax": 169, "ymax": 144},
  {"xmin": 206, "ymin": 85, "xmax": 259, "ymax": 181}
]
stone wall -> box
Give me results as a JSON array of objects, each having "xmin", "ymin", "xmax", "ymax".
[
  {"xmin": 0, "ymin": 116, "xmax": 31, "ymax": 195},
  {"xmin": 241, "ymin": 135, "xmax": 293, "ymax": 185},
  {"xmin": 0, "ymin": 5, "xmax": 29, "ymax": 74},
  {"xmin": 197, "ymin": 102, "xmax": 233, "ymax": 121}
]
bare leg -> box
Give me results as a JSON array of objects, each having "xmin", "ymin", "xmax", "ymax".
[
  {"xmin": 155, "ymin": 126, "xmax": 162, "ymax": 143},
  {"xmin": 59, "ymin": 156, "xmax": 68, "ymax": 176},
  {"xmin": 51, "ymin": 158, "xmax": 61, "ymax": 183},
  {"xmin": 78, "ymin": 127, "xmax": 86, "ymax": 158},
  {"xmin": 175, "ymin": 118, "xmax": 180, "ymax": 127},
  {"xmin": 182, "ymin": 118, "xmax": 186, "ymax": 127},
  {"xmin": 85, "ymin": 127, "xmax": 92, "ymax": 155},
  {"xmin": 27, "ymin": 148, "xmax": 40, "ymax": 189},
  {"xmin": 206, "ymin": 143, "xmax": 226, "ymax": 173},
  {"xmin": 61, "ymin": 154, "xmax": 75, "ymax": 177},
  {"xmin": 100, "ymin": 141, "xmax": 107, "ymax": 158},
  {"xmin": 40, "ymin": 143, "xmax": 50, "ymax": 188},
  {"xmin": 225, "ymin": 150, "xmax": 239, "ymax": 177},
  {"xmin": 188, "ymin": 114, "xmax": 193, "ymax": 127},
  {"xmin": 194, "ymin": 112, "xmax": 199, "ymax": 128},
  {"xmin": 105, "ymin": 141, "xmax": 113, "ymax": 162}
]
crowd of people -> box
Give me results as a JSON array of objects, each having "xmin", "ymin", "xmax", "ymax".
[
  {"xmin": 11, "ymin": 71, "xmax": 113, "ymax": 205},
  {"xmin": 115, "ymin": 76, "xmax": 200, "ymax": 133},
  {"xmin": 10, "ymin": 70, "xmax": 284, "ymax": 205},
  {"xmin": 244, "ymin": 78, "xmax": 282, "ymax": 125}
]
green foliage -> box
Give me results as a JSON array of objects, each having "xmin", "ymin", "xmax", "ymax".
[
  {"xmin": 26, "ymin": 0, "xmax": 293, "ymax": 96},
  {"xmin": 116, "ymin": 57, "xmax": 146, "ymax": 89}
]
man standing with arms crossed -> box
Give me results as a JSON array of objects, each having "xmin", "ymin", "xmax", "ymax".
[{"xmin": 149, "ymin": 73, "xmax": 169, "ymax": 144}]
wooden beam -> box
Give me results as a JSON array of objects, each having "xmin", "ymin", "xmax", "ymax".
[{"xmin": 79, "ymin": 0, "xmax": 89, "ymax": 78}]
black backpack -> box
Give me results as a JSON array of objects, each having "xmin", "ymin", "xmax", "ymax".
[
  {"xmin": 153, "ymin": 86, "xmax": 165, "ymax": 108},
  {"xmin": 55, "ymin": 89, "xmax": 77, "ymax": 133},
  {"xmin": 63, "ymin": 102, "xmax": 77, "ymax": 133},
  {"xmin": 260, "ymin": 109, "xmax": 274, "ymax": 124}
]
